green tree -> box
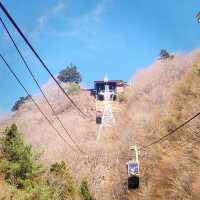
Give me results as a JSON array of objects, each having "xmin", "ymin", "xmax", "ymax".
[
  {"xmin": 80, "ymin": 178, "xmax": 95, "ymax": 200},
  {"xmin": 57, "ymin": 63, "xmax": 82, "ymax": 84},
  {"xmin": 159, "ymin": 49, "xmax": 170, "ymax": 59},
  {"xmin": 12, "ymin": 96, "xmax": 30, "ymax": 111},
  {"xmin": 0, "ymin": 124, "xmax": 44, "ymax": 189},
  {"xmin": 194, "ymin": 68, "xmax": 200, "ymax": 76},
  {"xmin": 0, "ymin": 125, "xmax": 83, "ymax": 200},
  {"xmin": 48, "ymin": 161, "xmax": 77, "ymax": 199}
]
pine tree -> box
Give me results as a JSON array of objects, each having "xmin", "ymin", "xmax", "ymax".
[
  {"xmin": 80, "ymin": 178, "xmax": 95, "ymax": 200},
  {"xmin": 57, "ymin": 63, "xmax": 82, "ymax": 84},
  {"xmin": 159, "ymin": 49, "xmax": 170, "ymax": 59},
  {"xmin": 0, "ymin": 124, "xmax": 82, "ymax": 200},
  {"xmin": 48, "ymin": 161, "xmax": 77, "ymax": 199},
  {"xmin": 0, "ymin": 124, "xmax": 44, "ymax": 189}
]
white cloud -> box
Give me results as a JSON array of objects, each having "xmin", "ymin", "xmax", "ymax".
[
  {"xmin": 73, "ymin": 0, "xmax": 111, "ymax": 29},
  {"xmin": 52, "ymin": 1, "xmax": 65, "ymax": 14},
  {"xmin": 32, "ymin": 0, "xmax": 121, "ymax": 50},
  {"xmin": 50, "ymin": 0, "xmax": 112, "ymax": 38},
  {"xmin": 37, "ymin": 15, "xmax": 48, "ymax": 28},
  {"xmin": 34, "ymin": 1, "xmax": 66, "ymax": 34}
]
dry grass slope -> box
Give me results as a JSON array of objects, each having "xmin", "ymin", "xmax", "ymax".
[
  {"xmin": 115, "ymin": 50, "xmax": 200, "ymax": 200},
  {"xmin": 0, "ymin": 82, "xmax": 125, "ymax": 200},
  {"xmin": 1, "ymin": 50, "xmax": 200, "ymax": 199}
]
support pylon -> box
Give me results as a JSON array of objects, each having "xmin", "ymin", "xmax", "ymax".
[
  {"xmin": 97, "ymin": 76, "xmax": 115, "ymax": 140},
  {"xmin": 101, "ymin": 84, "xmax": 115, "ymax": 126}
]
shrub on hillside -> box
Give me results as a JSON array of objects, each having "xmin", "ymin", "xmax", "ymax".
[
  {"xmin": 57, "ymin": 63, "xmax": 82, "ymax": 84},
  {"xmin": 118, "ymin": 93, "xmax": 128, "ymax": 103},
  {"xmin": 80, "ymin": 178, "xmax": 95, "ymax": 200},
  {"xmin": 48, "ymin": 161, "xmax": 77, "ymax": 199},
  {"xmin": 193, "ymin": 68, "xmax": 200, "ymax": 76},
  {"xmin": 159, "ymin": 49, "xmax": 174, "ymax": 60},
  {"xmin": 67, "ymin": 83, "xmax": 81, "ymax": 94},
  {"xmin": 12, "ymin": 96, "xmax": 30, "ymax": 111}
]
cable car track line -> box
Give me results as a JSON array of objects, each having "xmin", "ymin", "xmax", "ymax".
[
  {"xmin": 0, "ymin": 1, "xmax": 88, "ymax": 118},
  {"xmin": 140, "ymin": 111, "xmax": 200, "ymax": 151},
  {"xmin": 0, "ymin": 53, "xmax": 80, "ymax": 154},
  {"xmin": 0, "ymin": 17, "xmax": 86, "ymax": 155}
]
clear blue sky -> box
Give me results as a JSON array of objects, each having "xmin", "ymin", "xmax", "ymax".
[{"xmin": 0, "ymin": 0, "xmax": 200, "ymax": 114}]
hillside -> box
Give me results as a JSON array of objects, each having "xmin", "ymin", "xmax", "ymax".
[
  {"xmin": 0, "ymin": 83, "xmax": 95, "ymax": 162},
  {"xmin": 115, "ymin": 50, "xmax": 200, "ymax": 199},
  {"xmin": 1, "ymin": 50, "xmax": 200, "ymax": 199},
  {"xmin": 0, "ymin": 82, "xmax": 124, "ymax": 199}
]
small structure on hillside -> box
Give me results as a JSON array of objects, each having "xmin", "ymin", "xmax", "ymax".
[{"xmin": 90, "ymin": 79, "xmax": 127, "ymax": 100}]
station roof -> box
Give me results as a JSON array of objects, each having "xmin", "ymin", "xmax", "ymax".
[{"xmin": 94, "ymin": 80, "xmax": 127, "ymax": 86}]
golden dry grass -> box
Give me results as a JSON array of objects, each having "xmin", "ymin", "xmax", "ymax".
[
  {"xmin": 115, "ymin": 50, "xmax": 200, "ymax": 200},
  {"xmin": 0, "ymin": 82, "xmax": 125, "ymax": 199}
]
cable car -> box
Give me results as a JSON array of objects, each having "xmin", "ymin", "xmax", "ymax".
[
  {"xmin": 127, "ymin": 146, "xmax": 139, "ymax": 189},
  {"xmin": 96, "ymin": 110, "xmax": 102, "ymax": 124}
]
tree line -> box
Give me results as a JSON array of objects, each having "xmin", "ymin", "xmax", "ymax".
[
  {"xmin": 0, "ymin": 124, "xmax": 94, "ymax": 200},
  {"xmin": 12, "ymin": 63, "xmax": 82, "ymax": 112}
]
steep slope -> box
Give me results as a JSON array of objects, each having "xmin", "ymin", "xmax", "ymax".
[
  {"xmin": 0, "ymin": 82, "xmax": 124, "ymax": 200},
  {"xmin": 114, "ymin": 50, "xmax": 200, "ymax": 200},
  {"xmin": 0, "ymin": 83, "xmax": 94, "ymax": 162}
]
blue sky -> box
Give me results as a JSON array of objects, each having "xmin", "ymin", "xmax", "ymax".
[{"xmin": 0, "ymin": 0, "xmax": 200, "ymax": 113}]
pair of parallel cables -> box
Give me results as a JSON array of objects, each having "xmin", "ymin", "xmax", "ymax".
[{"xmin": 0, "ymin": 2, "xmax": 88, "ymax": 155}]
